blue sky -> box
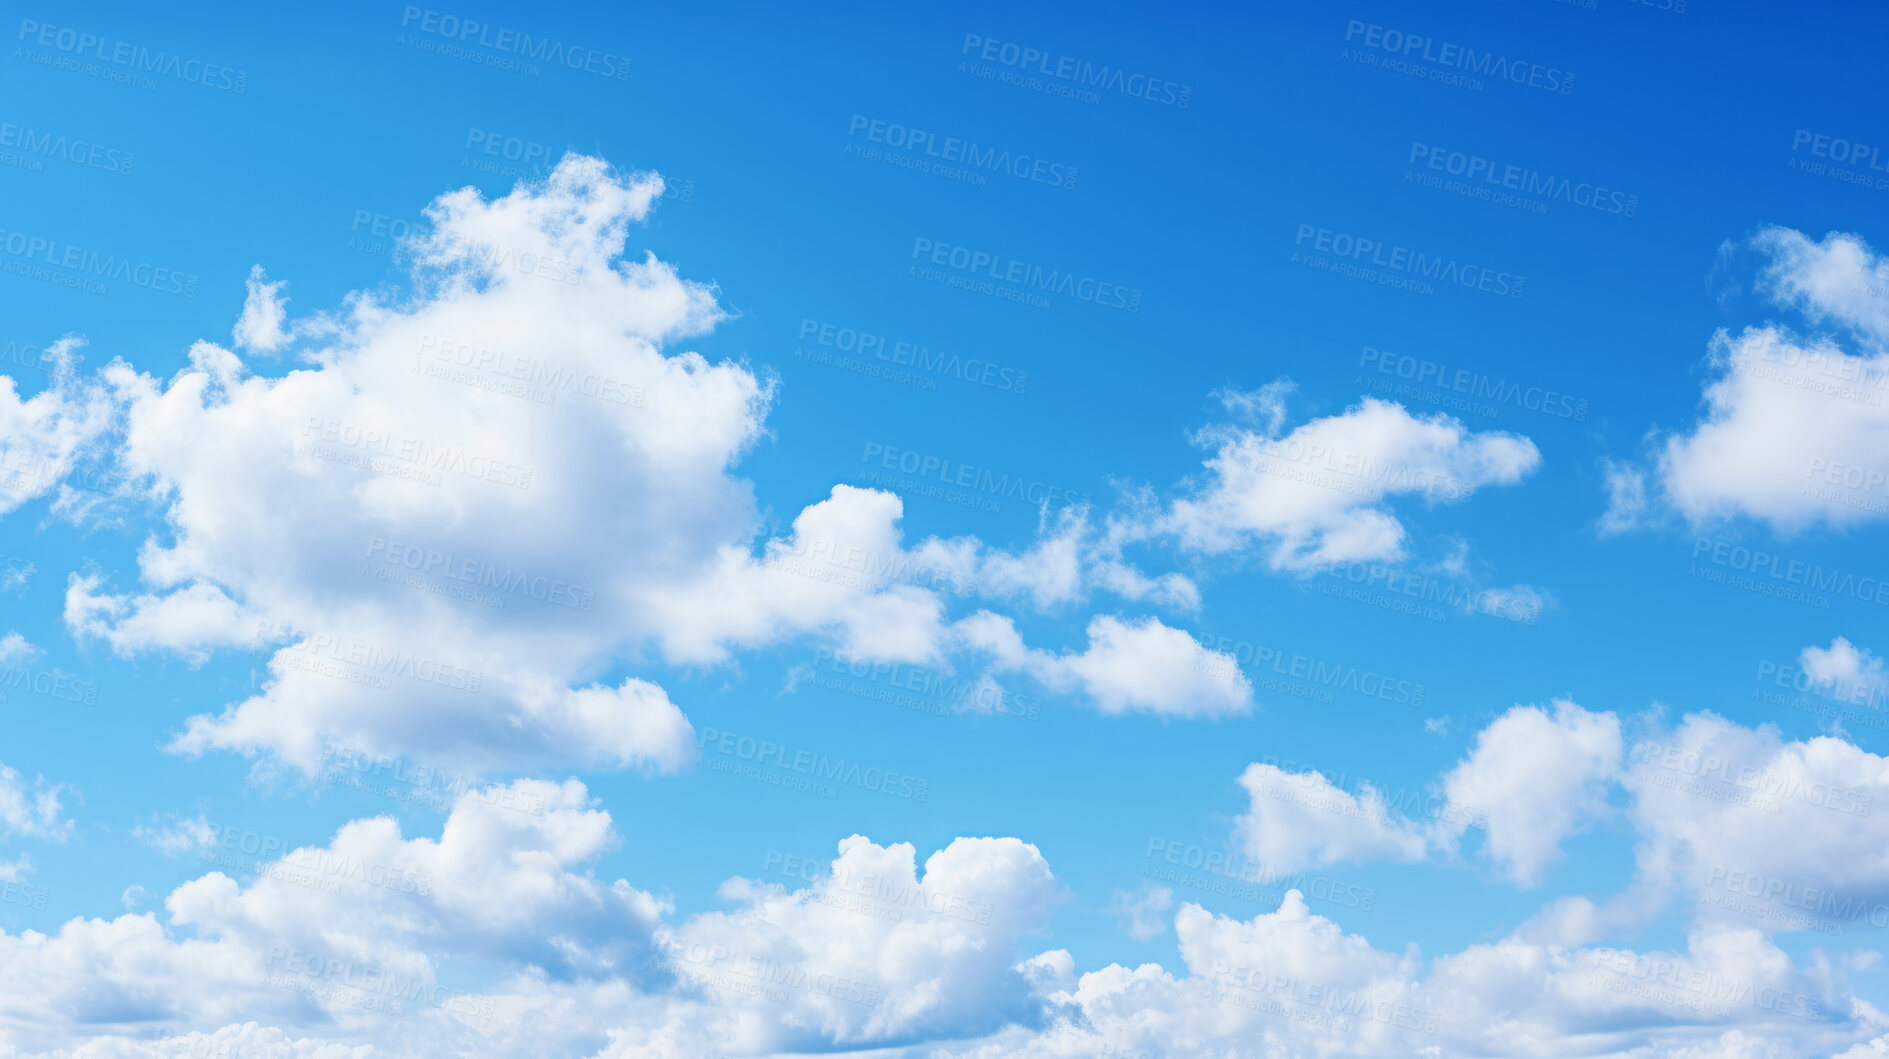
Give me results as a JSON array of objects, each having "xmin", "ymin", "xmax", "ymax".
[{"xmin": 4, "ymin": 1, "xmax": 1889, "ymax": 1056}]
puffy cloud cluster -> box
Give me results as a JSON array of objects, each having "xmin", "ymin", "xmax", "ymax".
[
  {"xmin": 1124, "ymin": 382, "xmax": 1540, "ymax": 571},
  {"xmin": 1613, "ymin": 227, "xmax": 1889, "ymax": 532}
]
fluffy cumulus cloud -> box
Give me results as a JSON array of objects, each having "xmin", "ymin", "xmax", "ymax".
[
  {"xmin": 0, "ymin": 336, "xmax": 112, "ymax": 517},
  {"xmin": 1440, "ymin": 699, "xmax": 1622, "ymax": 886},
  {"xmin": 0, "ymin": 785, "xmax": 1068, "ymax": 1059},
  {"xmin": 1228, "ymin": 702, "xmax": 1618, "ymax": 884},
  {"xmin": 956, "ymin": 611, "xmax": 1253, "ymax": 717},
  {"xmin": 5, "ymin": 156, "xmax": 1247, "ymax": 779},
  {"xmin": 1125, "ymin": 382, "xmax": 1540, "ymax": 571},
  {"xmin": 1620, "ymin": 227, "xmax": 1889, "ymax": 532},
  {"xmin": 3, "ymin": 709, "xmax": 1889, "ymax": 1057}
]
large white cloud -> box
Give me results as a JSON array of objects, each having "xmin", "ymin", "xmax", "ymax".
[{"xmin": 1625, "ymin": 228, "xmax": 1889, "ymax": 532}]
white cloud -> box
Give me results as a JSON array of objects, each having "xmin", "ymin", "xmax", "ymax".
[
  {"xmin": 1440, "ymin": 700, "xmax": 1622, "ymax": 886},
  {"xmin": 1637, "ymin": 228, "xmax": 1889, "ymax": 532},
  {"xmin": 0, "ymin": 762, "xmax": 73, "ymax": 841},
  {"xmin": 1800, "ymin": 636, "xmax": 1889, "ymax": 704},
  {"xmin": 1133, "ymin": 386, "xmax": 1539, "ymax": 571},
  {"xmin": 1107, "ymin": 883, "xmax": 1173, "ymax": 941},
  {"xmin": 233, "ymin": 264, "xmax": 293, "ymax": 354},
  {"xmin": 1231, "ymin": 763, "xmax": 1433, "ymax": 875},
  {"xmin": 0, "ymin": 337, "xmax": 113, "ymax": 519},
  {"xmin": 957, "ymin": 611, "xmax": 1252, "ymax": 717},
  {"xmin": 1626, "ymin": 712, "xmax": 1889, "ymax": 935}
]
